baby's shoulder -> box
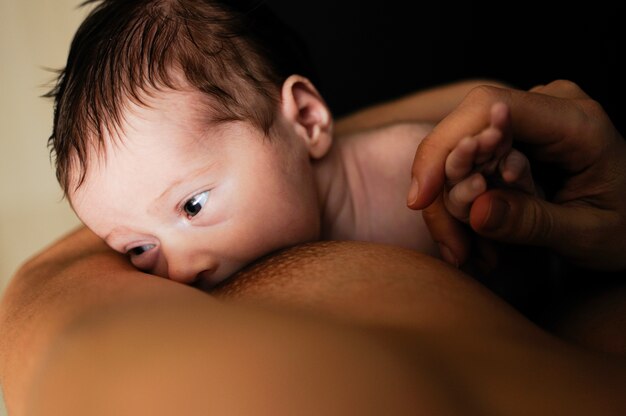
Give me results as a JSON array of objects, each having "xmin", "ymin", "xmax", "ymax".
[
  {"xmin": 370, "ymin": 121, "xmax": 434, "ymax": 140},
  {"xmin": 335, "ymin": 121, "xmax": 435, "ymax": 182},
  {"xmin": 340, "ymin": 121, "xmax": 434, "ymax": 158}
]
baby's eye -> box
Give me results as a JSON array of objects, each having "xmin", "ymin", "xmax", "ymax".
[
  {"xmin": 126, "ymin": 244, "xmax": 158, "ymax": 272},
  {"xmin": 128, "ymin": 244, "xmax": 156, "ymax": 256},
  {"xmin": 184, "ymin": 191, "xmax": 210, "ymax": 218}
]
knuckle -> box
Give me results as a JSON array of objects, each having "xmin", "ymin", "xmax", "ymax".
[
  {"xmin": 570, "ymin": 98, "xmax": 611, "ymax": 158},
  {"xmin": 578, "ymin": 98, "xmax": 608, "ymax": 128},
  {"xmin": 520, "ymin": 199, "xmax": 554, "ymax": 245},
  {"xmin": 465, "ymin": 84, "xmax": 505, "ymax": 105},
  {"xmin": 547, "ymin": 79, "xmax": 582, "ymax": 94},
  {"xmin": 580, "ymin": 96, "xmax": 604, "ymax": 115}
]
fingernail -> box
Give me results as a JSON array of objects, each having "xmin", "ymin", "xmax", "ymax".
[
  {"xmin": 482, "ymin": 197, "xmax": 510, "ymax": 231},
  {"xmin": 438, "ymin": 243, "xmax": 459, "ymax": 268},
  {"xmin": 407, "ymin": 178, "xmax": 419, "ymax": 206}
]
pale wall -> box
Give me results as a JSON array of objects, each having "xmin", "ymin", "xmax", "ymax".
[
  {"xmin": 0, "ymin": 1, "xmax": 90, "ymax": 413},
  {"xmin": 0, "ymin": 1, "xmax": 88, "ymax": 290}
]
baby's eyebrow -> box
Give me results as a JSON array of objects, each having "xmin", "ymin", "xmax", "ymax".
[
  {"xmin": 104, "ymin": 226, "xmax": 134, "ymax": 249},
  {"xmin": 154, "ymin": 162, "xmax": 217, "ymax": 205}
]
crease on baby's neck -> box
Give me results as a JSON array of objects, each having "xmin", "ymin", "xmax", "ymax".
[{"xmin": 315, "ymin": 140, "xmax": 363, "ymax": 241}]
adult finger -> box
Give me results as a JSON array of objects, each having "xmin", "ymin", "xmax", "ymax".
[
  {"xmin": 422, "ymin": 195, "xmax": 472, "ymax": 267},
  {"xmin": 408, "ymin": 87, "xmax": 502, "ymax": 210},
  {"xmin": 529, "ymin": 79, "xmax": 592, "ymax": 99},
  {"xmin": 409, "ymin": 82, "xmax": 611, "ymax": 210},
  {"xmin": 468, "ymin": 189, "xmax": 622, "ymax": 270},
  {"xmin": 502, "ymin": 80, "xmax": 614, "ymax": 171}
]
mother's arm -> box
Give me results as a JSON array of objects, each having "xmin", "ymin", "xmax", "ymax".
[{"xmin": 334, "ymin": 79, "xmax": 511, "ymax": 136}]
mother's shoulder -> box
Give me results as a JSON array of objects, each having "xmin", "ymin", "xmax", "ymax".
[{"xmin": 210, "ymin": 240, "xmax": 526, "ymax": 333}]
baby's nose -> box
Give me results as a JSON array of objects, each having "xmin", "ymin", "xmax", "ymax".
[
  {"xmin": 161, "ymin": 246, "xmax": 215, "ymax": 285},
  {"xmin": 166, "ymin": 263, "xmax": 202, "ymax": 285}
]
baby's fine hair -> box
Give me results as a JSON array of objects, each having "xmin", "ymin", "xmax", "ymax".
[{"xmin": 47, "ymin": 0, "xmax": 313, "ymax": 194}]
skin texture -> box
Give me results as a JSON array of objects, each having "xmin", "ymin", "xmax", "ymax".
[
  {"xmin": 408, "ymin": 81, "xmax": 626, "ymax": 271},
  {"xmin": 443, "ymin": 102, "xmax": 535, "ymax": 223},
  {"xmin": 71, "ymin": 87, "xmax": 324, "ymax": 286},
  {"xmin": 407, "ymin": 79, "xmax": 626, "ymax": 352},
  {"xmin": 4, "ymin": 79, "xmax": 625, "ymax": 415},
  {"xmin": 5, "ymin": 232, "xmax": 626, "ymax": 416},
  {"xmin": 70, "ymin": 77, "xmax": 330, "ymax": 287},
  {"xmin": 70, "ymin": 75, "xmax": 439, "ymax": 289}
]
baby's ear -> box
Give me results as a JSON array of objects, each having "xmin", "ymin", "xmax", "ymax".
[{"xmin": 280, "ymin": 75, "xmax": 333, "ymax": 159}]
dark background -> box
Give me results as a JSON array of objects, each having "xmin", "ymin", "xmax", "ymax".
[
  {"xmin": 265, "ymin": 1, "xmax": 625, "ymax": 132},
  {"xmin": 262, "ymin": 1, "xmax": 624, "ymax": 320}
]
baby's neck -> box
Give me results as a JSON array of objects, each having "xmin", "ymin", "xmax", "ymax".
[
  {"xmin": 313, "ymin": 122, "xmax": 439, "ymax": 257},
  {"xmin": 313, "ymin": 135, "xmax": 367, "ymax": 241}
]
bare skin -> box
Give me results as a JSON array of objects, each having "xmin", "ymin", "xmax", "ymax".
[
  {"xmin": 1, "ymin": 79, "xmax": 509, "ymax": 415},
  {"xmin": 5, "ymin": 229, "xmax": 626, "ymax": 416},
  {"xmin": 334, "ymin": 79, "xmax": 511, "ymax": 136},
  {"xmin": 409, "ymin": 81, "xmax": 626, "ymax": 271},
  {"xmin": 444, "ymin": 102, "xmax": 535, "ymax": 223},
  {"xmin": 67, "ymin": 77, "xmax": 439, "ymax": 289},
  {"xmin": 2, "ymin": 80, "xmax": 625, "ymax": 415},
  {"xmin": 408, "ymin": 80, "xmax": 626, "ymax": 355}
]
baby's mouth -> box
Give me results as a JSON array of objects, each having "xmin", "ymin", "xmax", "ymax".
[{"xmin": 190, "ymin": 269, "xmax": 217, "ymax": 292}]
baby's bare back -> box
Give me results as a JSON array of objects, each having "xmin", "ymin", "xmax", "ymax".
[{"xmin": 335, "ymin": 122, "xmax": 439, "ymax": 255}]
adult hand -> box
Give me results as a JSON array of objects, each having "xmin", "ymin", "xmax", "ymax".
[{"xmin": 407, "ymin": 80, "xmax": 626, "ymax": 271}]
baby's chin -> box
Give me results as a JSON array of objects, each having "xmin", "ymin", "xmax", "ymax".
[
  {"xmin": 193, "ymin": 255, "xmax": 270, "ymax": 292},
  {"xmin": 199, "ymin": 247, "xmax": 292, "ymax": 294},
  {"xmin": 192, "ymin": 266, "xmax": 238, "ymax": 292},
  {"xmin": 195, "ymin": 235, "xmax": 323, "ymax": 292},
  {"xmin": 207, "ymin": 241, "xmax": 466, "ymax": 322}
]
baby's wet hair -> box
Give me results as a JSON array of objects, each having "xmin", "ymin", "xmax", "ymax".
[{"xmin": 47, "ymin": 0, "xmax": 315, "ymax": 195}]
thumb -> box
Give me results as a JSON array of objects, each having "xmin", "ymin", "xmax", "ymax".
[
  {"xmin": 422, "ymin": 194, "xmax": 472, "ymax": 267},
  {"xmin": 471, "ymin": 190, "xmax": 626, "ymax": 271},
  {"xmin": 469, "ymin": 190, "xmax": 586, "ymax": 252}
]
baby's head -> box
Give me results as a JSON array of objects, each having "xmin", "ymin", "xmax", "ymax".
[{"xmin": 48, "ymin": 0, "xmax": 334, "ymax": 288}]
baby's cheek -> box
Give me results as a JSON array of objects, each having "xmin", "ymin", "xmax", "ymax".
[{"xmin": 241, "ymin": 224, "xmax": 312, "ymax": 263}]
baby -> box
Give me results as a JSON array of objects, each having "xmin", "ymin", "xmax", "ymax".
[{"xmin": 49, "ymin": 0, "xmax": 533, "ymax": 289}]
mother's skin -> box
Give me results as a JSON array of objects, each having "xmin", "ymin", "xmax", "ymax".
[
  {"xmin": 2, "ymin": 80, "xmax": 626, "ymax": 414},
  {"xmin": 1, "ymin": 228, "xmax": 625, "ymax": 415}
]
